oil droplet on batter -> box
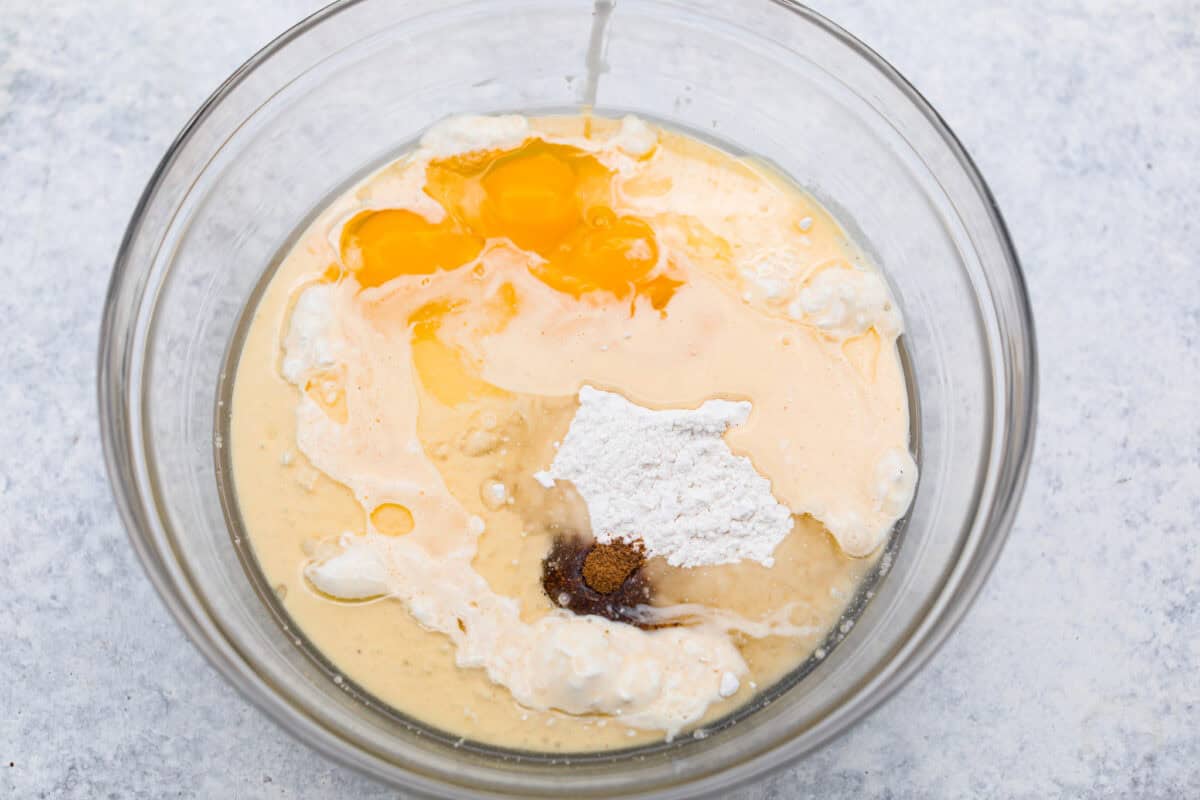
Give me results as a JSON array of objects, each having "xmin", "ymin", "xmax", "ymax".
[{"xmin": 371, "ymin": 503, "xmax": 415, "ymax": 536}]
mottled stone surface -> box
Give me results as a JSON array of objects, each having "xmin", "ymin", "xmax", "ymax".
[{"xmin": 1, "ymin": 1, "xmax": 1197, "ymax": 797}]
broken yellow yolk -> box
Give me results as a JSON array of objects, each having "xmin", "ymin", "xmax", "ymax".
[
  {"xmin": 419, "ymin": 139, "xmax": 681, "ymax": 305},
  {"xmin": 340, "ymin": 209, "xmax": 484, "ymax": 289},
  {"xmin": 534, "ymin": 209, "xmax": 659, "ymax": 298},
  {"xmin": 339, "ymin": 137, "xmax": 684, "ymax": 410},
  {"xmin": 481, "ymin": 150, "xmax": 579, "ymax": 253}
]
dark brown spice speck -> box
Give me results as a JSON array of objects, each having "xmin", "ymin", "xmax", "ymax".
[{"xmin": 541, "ymin": 535, "xmax": 653, "ymax": 627}]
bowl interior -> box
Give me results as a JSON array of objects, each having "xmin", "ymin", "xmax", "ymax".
[{"xmin": 101, "ymin": 1, "xmax": 1033, "ymax": 797}]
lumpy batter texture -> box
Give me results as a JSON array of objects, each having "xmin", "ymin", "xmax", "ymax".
[{"xmin": 229, "ymin": 114, "xmax": 916, "ymax": 751}]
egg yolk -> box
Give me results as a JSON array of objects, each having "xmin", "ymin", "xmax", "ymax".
[
  {"xmin": 533, "ymin": 209, "xmax": 659, "ymax": 298},
  {"xmin": 481, "ymin": 150, "xmax": 579, "ymax": 253},
  {"xmin": 340, "ymin": 209, "xmax": 484, "ymax": 289},
  {"xmin": 419, "ymin": 139, "xmax": 681, "ymax": 305},
  {"xmin": 338, "ymin": 136, "xmax": 684, "ymax": 410}
]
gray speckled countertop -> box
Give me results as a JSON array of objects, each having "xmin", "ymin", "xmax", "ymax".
[{"xmin": 2, "ymin": 1, "xmax": 1198, "ymax": 797}]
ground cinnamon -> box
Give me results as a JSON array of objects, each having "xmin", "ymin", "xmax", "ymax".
[
  {"xmin": 582, "ymin": 540, "xmax": 645, "ymax": 594},
  {"xmin": 540, "ymin": 534, "xmax": 652, "ymax": 627}
]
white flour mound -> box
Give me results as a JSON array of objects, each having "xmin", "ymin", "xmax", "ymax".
[{"xmin": 536, "ymin": 386, "xmax": 793, "ymax": 568}]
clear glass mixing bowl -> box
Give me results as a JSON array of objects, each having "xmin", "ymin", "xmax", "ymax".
[{"xmin": 98, "ymin": 1, "xmax": 1036, "ymax": 796}]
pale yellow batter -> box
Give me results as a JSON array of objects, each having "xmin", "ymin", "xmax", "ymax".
[{"xmin": 229, "ymin": 114, "xmax": 913, "ymax": 751}]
